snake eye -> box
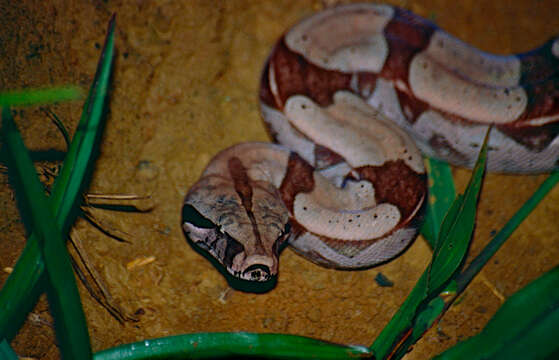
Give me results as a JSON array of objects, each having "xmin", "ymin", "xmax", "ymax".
[
  {"xmin": 272, "ymin": 222, "xmax": 291, "ymax": 256},
  {"xmin": 182, "ymin": 204, "xmax": 216, "ymax": 229}
]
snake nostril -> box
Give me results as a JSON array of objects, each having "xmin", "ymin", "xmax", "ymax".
[{"xmin": 243, "ymin": 264, "xmax": 271, "ymax": 281}]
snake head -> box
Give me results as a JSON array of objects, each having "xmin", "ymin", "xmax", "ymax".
[{"xmin": 182, "ymin": 176, "xmax": 290, "ymax": 292}]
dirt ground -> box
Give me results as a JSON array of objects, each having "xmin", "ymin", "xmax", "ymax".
[{"xmin": 1, "ymin": 0, "xmax": 559, "ymax": 359}]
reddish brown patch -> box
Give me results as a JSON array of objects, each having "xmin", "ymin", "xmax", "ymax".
[
  {"xmin": 356, "ymin": 160, "xmax": 426, "ymax": 220},
  {"xmin": 228, "ymin": 157, "xmax": 253, "ymax": 210},
  {"xmin": 357, "ymin": 72, "xmax": 379, "ymax": 96},
  {"xmin": 288, "ymin": 220, "xmax": 306, "ymax": 239},
  {"xmin": 314, "ymin": 144, "xmax": 344, "ymax": 169},
  {"xmin": 518, "ymin": 37, "xmax": 559, "ymax": 85},
  {"xmin": 388, "ymin": 7, "xmax": 437, "ymax": 48},
  {"xmin": 522, "ymin": 77, "xmax": 559, "ymax": 119},
  {"xmin": 259, "ymin": 60, "xmax": 276, "ymax": 107},
  {"xmin": 395, "ymin": 87, "xmax": 430, "ymax": 123},
  {"xmin": 267, "ymin": 38, "xmax": 352, "ymax": 108},
  {"xmin": 380, "ymin": 7, "xmax": 436, "ymax": 81},
  {"xmin": 497, "ymin": 122, "xmax": 559, "ymax": 151},
  {"xmin": 428, "ymin": 134, "xmax": 470, "ymax": 164},
  {"xmin": 228, "ymin": 157, "xmax": 264, "ymax": 247},
  {"xmin": 502, "ymin": 76, "xmax": 559, "ymax": 150},
  {"xmin": 279, "ymin": 152, "xmax": 315, "ymax": 211},
  {"xmin": 521, "ymin": 77, "xmax": 559, "ymax": 117}
]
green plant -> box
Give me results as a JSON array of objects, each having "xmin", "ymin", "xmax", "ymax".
[{"xmin": 1, "ymin": 14, "xmax": 558, "ymax": 360}]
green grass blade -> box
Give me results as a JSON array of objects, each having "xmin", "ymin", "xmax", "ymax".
[
  {"xmin": 1, "ymin": 107, "xmax": 92, "ymax": 359},
  {"xmin": 49, "ymin": 14, "xmax": 115, "ymax": 236},
  {"xmin": 0, "ymin": 339, "xmax": 18, "ymax": 360},
  {"xmin": 409, "ymin": 297, "xmax": 444, "ymax": 341},
  {"xmin": 0, "ymin": 239, "xmax": 46, "ymax": 340},
  {"xmin": 93, "ymin": 333, "xmax": 373, "ymax": 360},
  {"xmin": 427, "ymin": 130, "xmax": 488, "ymax": 293},
  {"xmin": 391, "ymin": 131, "xmax": 488, "ymax": 359},
  {"xmin": 434, "ymin": 266, "xmax": 559, "ymax": 359},
  {"xmin": 45, "ymin": 109, "xmax": 72, "ymax": 149},
  {"xmin": 455, "ymin": 170, "xmax": 559, "ymax": 293},
  {"xmin": 371, "ymin": 130, "xmax": 489, "ymax": 359},
  {"xmin": 370, "ymin": 271, "xmax": 429, "ymax": 357},
  {"xmin": 0, "ymin": 86, "xmax": 82, "ymax": 107},
  {"xmin": 420, "ymin": 157, "xmax": 456, "ymax": 248},
  {"xmin": 0, "ymin": 15, "xmax": 115, "ymax": 341}
]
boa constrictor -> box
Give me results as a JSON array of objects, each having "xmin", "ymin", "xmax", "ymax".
[{"xmin": 182, "ymin": 3, "xmax": 559, "ymax": 290}]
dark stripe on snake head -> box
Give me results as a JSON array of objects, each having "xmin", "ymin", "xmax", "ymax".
[{"xmin": 227, "ymin": 156, "xmax": 262, "ymax": 246}]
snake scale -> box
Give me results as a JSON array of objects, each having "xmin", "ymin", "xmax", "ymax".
[{"xmin": 182, "ymin": 3, "xmax": 559, "ymax": 290}]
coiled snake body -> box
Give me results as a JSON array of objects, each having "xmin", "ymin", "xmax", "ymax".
[{"xmin": 182, "ymin": 4, "xmax": 559, "ymax": 289}]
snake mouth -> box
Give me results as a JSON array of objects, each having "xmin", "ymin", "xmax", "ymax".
[{"xmin": 242, "ymin": 264, "xmax": 272, "ymax": 282}]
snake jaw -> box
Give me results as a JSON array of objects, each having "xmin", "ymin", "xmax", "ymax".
[
  {"xmin": 182, "ymin": 217, "xmax": 280, "ymax": 292},
  {"xmin": 182, "ymin": 173, "xmax": 290, "ymax": 292},
  {"xmin": 228, "ymin": 240, "xmax": 280, "ymax": 282},
  {"xmin": 182, "ymin": 203, "xmax": 281, "ymax": 283}
]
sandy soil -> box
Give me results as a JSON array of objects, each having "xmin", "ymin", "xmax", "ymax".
[{"xmin": 1, "ymin": 0, "xmax": 558, "ymax": 359}]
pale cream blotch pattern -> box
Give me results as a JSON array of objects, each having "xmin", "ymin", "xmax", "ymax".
[{"xmin": 183, "ymin": 3, "xmax": 559, "ymax": 286}]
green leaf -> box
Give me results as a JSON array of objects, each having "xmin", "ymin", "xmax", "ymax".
[
  {"xmin": 427, "ymin": 130, "xmax": 488, "ymax": 293},
  {"xmin": 49, "ymin": 15, "xmax": 115, "ymax": 236},
  {"xmin": 371, "ymin": 129, "xmax": 489, "ymax": 359},
  {"xmin": 455, "ymin": 170, "xmax": 559, "ymax": 293},
  {"xmin": 45, "ymin": 109, "xmax": 72, "ymax": 149},
  {"xmin": 2, "ymin": 107, "xmax": 92, "ymax": 358},
  {"xmin": 0, "ymin": 339, "xmax": 18, "ymax": 360},
  {"xmin": 370, "ymin": 270, "xmax": 429, "ymax": 358},
  {"xmin": 420, "ymin": 157, "xmax": 456, "ymax": 248},
  {"xmin": 0, "ymin": 86, "xmax": 82, "ymax": 107},
  {"xmin": 93, "ymin": 332, "xmax": 373, "ymax": 360},
  {"xmin": 0, "ymin": 15, "xmax": 115, "ymax": 342},
  {"xmin": 410, "ymin": 297, "xmax": 444, "ymax": 340},
  {"xmin": 434, "ymin": 266, "xmax": 559, "ymax": 360}
]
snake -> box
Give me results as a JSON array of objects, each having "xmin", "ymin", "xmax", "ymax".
[{"xmin": 181, "ymin": 3, "xmax": 559, "ymax": 290}]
